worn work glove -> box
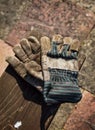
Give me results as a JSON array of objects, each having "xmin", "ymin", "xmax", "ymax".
[
  {"xmin": 6, "ymin": 29, "xmax": 43, "ymax": 92},
  {"xmin": 41, "ymin": 35, "xmax": 82, "ymax": 104}
]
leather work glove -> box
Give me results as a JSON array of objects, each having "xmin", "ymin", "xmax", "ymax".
[
  {"xmin": 41, "ymin": 35, "xmax": 82, "ymax": 104},
  {"xmin": 6, "ymin": 29, "xmax": 43, "ymax": 92}
]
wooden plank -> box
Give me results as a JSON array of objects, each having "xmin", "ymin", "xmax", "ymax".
[{"xmin": 0, "ymin": 66, "xmax": 58, "ymax": 130}]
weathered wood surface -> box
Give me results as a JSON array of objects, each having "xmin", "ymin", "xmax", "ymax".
[
  {"xmin": 0, "ymin": 66, "xmax": 59, "ymax": 130},
  {"xmin": 0, "ymin": 66, "xmax": 41, "ymax": 130}
]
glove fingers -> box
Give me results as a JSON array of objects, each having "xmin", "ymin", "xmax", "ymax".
[
  {"xmin": 60, "ymin": 37, "xmax": 80, "ymax": 59},
  {"xmin": 28, "ymin": 36, "xmax": 40, "ymax": 53},
  {"xmin": 40, "ymin": 36, "xmax": 51, "ymax": 81},
  {"xmin": 28, "ymin": 28, "xmax": 42, "ymax": 63},
  {"xmin": 20, "ymin": 38, "xmax": 37, "ymax": 61},
  {"xmin": 30, "ymin": 27, "xmax": 42, "ymax": 40},
  {"xmin": 20, "ymin": 37, "xmax": 41, "ymax": 64},
  {"xmin": 52, "ymin": 34, "xmax": 63, "ymax": 44},
  {"xmin": 52, "ymin": 34, "xmax": 63, "ymax": 53},
  {"xmin": 6, "ymin": 56, "xmax": 27, "ymax": 77},
  {"xmin": 41, "ymin": 36, "xmax": 51, "ymax": 55},
  {"xmin": 60, "ymin": 37, "xmax": 73, "ymax": 53},
  {"xmin": 69, "ymin": 39, "xmax": 80, "ymax": 59},
  {"xmin": 70, "ymin": 39, "xmax": 81, "ymax": 52},
  {"xmin": 13, "ymin": 36, "xmax": 40, "ymax": 63},
  {"xmin": 20, "ymin": 36, "xmax": 42, "ymax": 80},
  {"xmin": 47, "ymin": 34, "xmax": 63, "ymax": 57},
  {"xmin": 63, "ymin": 37, "xmax": 73, "ymax": 45},
  {"xmin": 20, "ymin": 38, "xmax": 33, "ymax": 59},
  {"xmin": 13, "ymin": 44, "xmax": 29, "ymax": 63},
  {"xmin": 31, "ymin": 52, "xmax": 41, "ymax": 64}
]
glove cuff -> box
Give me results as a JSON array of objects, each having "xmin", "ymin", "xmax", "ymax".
[{"xmin": 49, "ymin": 68, "xmax": 78, "ymax": 87}]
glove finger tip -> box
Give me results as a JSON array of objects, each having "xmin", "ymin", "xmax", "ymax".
[
  {"xmin": 28, "ymin": 36, "xmax": 40, "ymax": 52},
  {"xmin": 52, "ymin": 34, "xmax": 63, "ymax": 44},
  {"xmin": 63, "ymin": 37, "xmax": 73, "ymax": 45}
]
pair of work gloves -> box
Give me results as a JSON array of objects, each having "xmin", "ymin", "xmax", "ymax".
[{"xmin": 6, "ymin": 29, "xmax": 82, "ymax": 105}]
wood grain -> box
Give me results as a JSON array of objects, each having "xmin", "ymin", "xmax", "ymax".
[{"xmin": 0, "ymin": 66, "xmax": 59, "ymax": 130}]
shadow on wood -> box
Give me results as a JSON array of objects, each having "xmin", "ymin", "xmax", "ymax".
[{"xmin": 0, "ymin": 66, "xmax": 59, "ymax": 130}]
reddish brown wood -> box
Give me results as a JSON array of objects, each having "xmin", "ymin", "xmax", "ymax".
[{"xmin": 0, "ymin": 66, "xmax": 58, "ymax": 130}]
